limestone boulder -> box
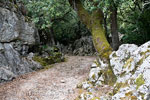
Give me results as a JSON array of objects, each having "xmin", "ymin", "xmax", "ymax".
[
  {"xmin": 0, "ymin": 7, "xmax": 42, "ymax": 83},
  {"xmin": 77, "ymin": 41, "xmax": 150, "ymax": 100},
  {"xmin": 73, "ymin": 36, "xmax": 95, "ymax": 56},
  {"xmin": 0, "ymin": 7, "xmax": 19, "ymax": 42},
  {"xmin": 0, "ymin": 43, "xmax": 42, "ymax": 82},
  {"xmin": 110, "ymin": 41, "xmax": 150, "ymax": 100},
  {"xmin": 0, "ymin": 7, "xmax": 40, "ymax": 44}
]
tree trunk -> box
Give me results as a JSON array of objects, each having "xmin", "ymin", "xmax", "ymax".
[
  {"xmin": 104, "ymin": 13, "xmax": 108, "ymax": 36},
  {"xmin": 110, "ymin": 6, "xmax": 120, "ymax": 51},
  {"xmin": 50, "ymin": 28, "xmax": 55, "ymax": 45},
  {"xmin": 75, "ymin": 0, "xmax": 112, "ymax": 61},
  {"xmin": 71, "ymin": 0, "xmax": 116, "ymax": 85},
  {"xmin": 45, "ymin": 29, "xmax": 55, "ymax": 46}
]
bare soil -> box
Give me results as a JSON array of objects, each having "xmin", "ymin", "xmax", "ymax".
[{"xmin": 0, "ymin": 56, "xmax": 95, "ymax": 100}]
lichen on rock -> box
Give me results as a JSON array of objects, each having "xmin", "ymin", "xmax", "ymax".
[
  {"xmin": 110, "ymin": 41, "xmax": 150, "ymax": 100},
  {"xmin": 77, "ymin": 41, "xmax": 150, "ymax": 100}
]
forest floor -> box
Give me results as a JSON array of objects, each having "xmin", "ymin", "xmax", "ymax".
[{"xmin": 0, "ymin": 56, "xmax": 95, "ymax": 100}]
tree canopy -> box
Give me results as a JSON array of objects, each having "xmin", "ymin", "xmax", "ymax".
[{"xmin": 18, "ymin": 0, "xmax": 150, "ymax": 46}]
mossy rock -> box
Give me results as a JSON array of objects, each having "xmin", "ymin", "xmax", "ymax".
[
  {"xmin": 123, "ymin": 57, "xmax": 133, "ymax": 69},
  {"xmin": 91, "ymin": 97, "xmax": 100, "ymax": 100},
  {"xmin": 113, "ymin": 81, "xmax": 129, "ymax": 95},
  {"xmin": 103, "ymin": 68, "xmax": 117, "ymax": 86},
  {"xmin": 77, "ymin": 82, "xmax": 83, "ymax": 88},
  {"xmin": 44, "ymin": 65, "xmax": 53, "ymax": 69},
  {"xmin": 33, "ymin": 56, "xmax": 48, "ymax": 66},
  {"xmin": 33, "ymin": 50, "xmax": 65, "ymax": 69},
  {"xmin": 135, "ymin": 74, "xmax": 145, "ymax": 89}
]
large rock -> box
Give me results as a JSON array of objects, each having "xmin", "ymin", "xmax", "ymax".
[
  {"xmin": 77, "ymin": 41, "xmax": 150, "ymax": 100},
  {"xmin": 73, "ymin": 36, "xmax": 95, "ymax": 56},
  {"xmin": 0, "ymin": 7, "xmax": 19, "ymax": 42},
  {"xmin": 0, "ymin": 43, "xmax": 42, "ymax": 82},
  {"xmin": 110, "ymin": 41, "xmax": 150, "ymax": 100},
  {"xmin": 110, "ymin": 44, "xmax": 138, "ymax": 76},
  {"xmin": 0, "ymin": 7, "xmax": 39, "ymax": 44},
  {"xmin": 0, "ymin": 7, "xmax": 42, "ymax": 83},
  {"xmin": 57, "ymin": 36, "xmax": 96, "ymax": 56}
]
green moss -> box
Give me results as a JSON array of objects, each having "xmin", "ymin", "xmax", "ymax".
[
  {"xmin": 102, "ymin": 66, "xmax": 117, "ymax": 86},
  {"xmin": 74, "ymin": 98, "xmax": 80, "ymax": 100},
  {"xmin": 103, "ymin": 71, "xmax": 116, "ymax": 86},
  {"xmin": 91, "ymin": 97, "xmax": 100, "ymax": 100},
  {"xmin": 108, "ymin": 92, "xmax": 113, "ymax": 96},
  {"xmin": 113, "ymin": 82, "xmax": 123, "ymax": 95},
  {"xmin": 87, "ymin": 81, "xmax": 93, "ymax": 84},
  {"xmin": 139, "ymin": 92, "xmax": 145, "ymax": 99},
  {"xmin": 33, "ymin": 56, "xmax": 53, "ymax": 69},
  {"xmin": 44, "ymin": 65, "xmax": 53, "ymax": 69},
  {"xmin": 94, "ymin": 59, "xmax": 100, "ymax": 67},
  {"xmin": 92, "ymin": 74, "xmax": 96, "ymax": 80},
  {"xmin": 140, "ymin": 50, "xmax": 150, "ymax": 56},
  {"xmin": 33, "ymin": 51, "xmax": 65, "ymax": 69},
  {"xmin": 131, "ymin": 57, "xmax": 145, "ymax": 75},
  {"xmin": 123, "ymin": 91, "xmax": 138, "ymax": 100},
  {"xmin": 87, "ymin": 92, "xmax": 92, "ymax": 95},
  {"xmin": 131, "ymin": 54, "xmax": 150, "ymax": 78},
  {"xmin": 123, "ymin": 58, "xmax": 133, "ymax": 69},
  {"xmin": 77, "ymin": 82, "xmax": 84, "ymax": 88},
  {"xmin": 98, "ymin": 71, "xmax": 102, "ymax": 77},
  {"xmin": 131, "ymin": 51, "xmax": 150, "ymax": 75},
  {"xmin": 135, "ymin": 74, "xmax": 145, "ymax": 89},
  {"xmin": 112, "ymin": 52, "xmax": 117, "ymax": 57},
  {"xmin": 125, "ymin": 91, "xmax": 133, "ymax": 96},
  {"xmin": 120, "ymin": 71, "xmax": 126, "ymax": 77},
  {"xmin": 137, "ymin": 57, "xmax": 144, "ymax": 66},
  {"xmin": 33, "ymin": 56, "xmax": 48, "ymax": 66},
  {"xmin": 131, "ymin": 96, "xmax": 138, "ymax": 100},
  {"xmin": 113, "ymin": 81, "xmax": 129, "ymax": 95}
]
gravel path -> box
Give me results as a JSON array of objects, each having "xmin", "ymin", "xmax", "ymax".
[{"xmin": 0, "ymin": 56, "xmax": 95, "ymax": 100}]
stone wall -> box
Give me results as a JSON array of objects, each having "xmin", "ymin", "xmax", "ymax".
[{"xmin": 0, "ymin": 7, "xmax": 42, "ymax": 83}]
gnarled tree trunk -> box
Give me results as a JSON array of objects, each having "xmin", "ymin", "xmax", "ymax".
[
  {"xmin": 75, "ymin": 0, "xmax": 112, "ymax": 61},
  {"xmin": 69, "ymin": 0, "xmax": 116, "ymax": 85},
  {"xmin": 110, "ymin": 5, "xmax": 120, "ymax": 50}
]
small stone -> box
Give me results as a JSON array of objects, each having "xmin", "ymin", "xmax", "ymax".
[
  {"xmin": 75, "ymin": 76, "xmax": 78, "ymax": 79},
  {"xmin": 91, "ymin": 63, "xmax": 97, "ymax": 68},
  {"xmin": 82, "ymin": 81, "xmax": 92, "ymax": 89},
  {"xmin": 60, "ymin": 80, "xmax": 65, "ymax": 83}
]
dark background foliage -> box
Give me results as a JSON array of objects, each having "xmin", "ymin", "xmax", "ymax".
[{"xmin": 13, "ymin": 0, "xmax": 150, "ymax": 46}]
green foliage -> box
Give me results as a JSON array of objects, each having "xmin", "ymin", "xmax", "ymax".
[
  {"xmin": 20, "ymin": 0, "xmax": 150, "ymax": 45},
  {"xmin": 118, "ymin": 0, "xmax": 150, "ymax": 45},
  {"xmin": 81, "ymin": 0, "xmax": 97, "ymax": 12},
  {"xmin": 21, "ymin": 0, "xmax": 84, "ymax": 44},
  {"xmin": 52, "ymin": 10, "xmax": 80, "ymax": 44},
  {"xmin": 137, "ymin": 3, "xmax": 150, "ymax": 43},
  {"xmin": 33, "ymin": 45, "xmax": 65, "ymax": 68},
  {"xmin": 121, "ymin": 32, "xmax": 145, "ymax": 45},
  {"xmin": 25, "ymin": 0, "xmax": 70, "ymax": 30},
  {"xmin": 90, "ymin": 0, "xmax": 150, "ymax": 45}
]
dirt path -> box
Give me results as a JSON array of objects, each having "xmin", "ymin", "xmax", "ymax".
[{"xmin": 0, "ymin": 56, "xmax": 95, "ymax": 100}]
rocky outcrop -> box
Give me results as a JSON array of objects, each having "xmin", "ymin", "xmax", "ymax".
[
  {"xmin": 0, "ymin": 7, "xmax": 42, "ymax": 83},
  {"xmin": 57, "ymin": 36, "xmax": 96, "ymax": 56},
  {"xmin": 110, "ymin": 41, "xmax": 150, "ymax": 100},
  {"xmin": 0, "ymin": 7, "xmax": 39, "ymax": 44},
  {"xmin": 73, "ymin": 36, "xmax": 95, "ymax": 56},
  {"xmin": 76, "ymin": 41, "xmax": 150, "ymax": 100}
]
